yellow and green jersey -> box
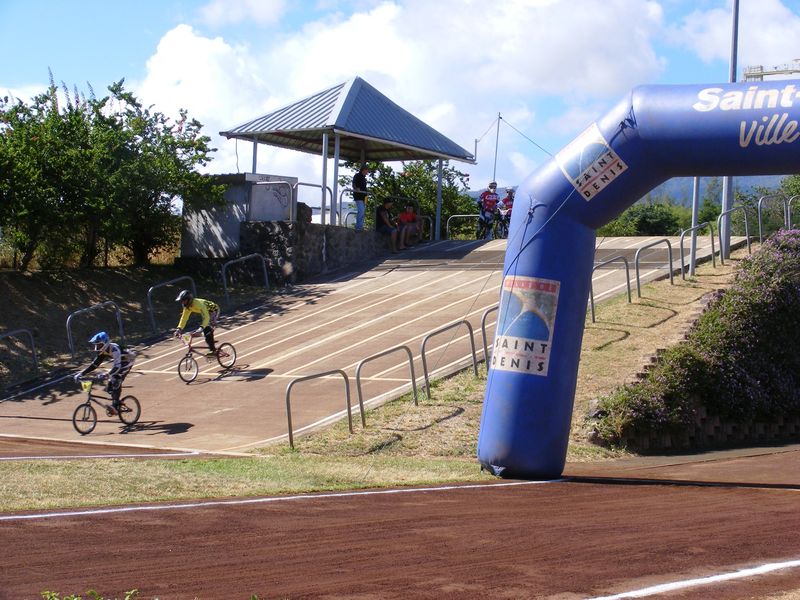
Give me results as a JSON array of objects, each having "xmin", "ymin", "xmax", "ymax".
[{"xmin": 177, "ymin": 298, "xmax": 219, "ymax": 329}]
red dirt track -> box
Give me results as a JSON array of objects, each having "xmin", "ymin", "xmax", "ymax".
[{"xmin": 1, "ymin": 440, "xmax": 800, "ymax": 599}]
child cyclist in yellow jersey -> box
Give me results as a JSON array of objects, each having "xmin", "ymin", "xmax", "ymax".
[{"xmin": 174, "ymin": 290, "xmax": 220, "ymax": 355}]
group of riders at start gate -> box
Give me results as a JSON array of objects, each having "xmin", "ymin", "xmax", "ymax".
[{"xmin": 476, "ymin": 182, "xmax": 514, "ymax": 240}]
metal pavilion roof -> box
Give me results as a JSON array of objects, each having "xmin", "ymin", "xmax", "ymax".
[{"xmin": 219, "ymin": 77, "xmax": 475, "ymax": 164}]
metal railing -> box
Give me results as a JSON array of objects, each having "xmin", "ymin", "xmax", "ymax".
[
  {"xmin": 480, "ymin": 305, "xmax": 499, "ymax": 363},
  {"xmin": 589, "ymin": 256, "xmax": 631, "ymax": 322},
  {"xmin": 446, "ymin": 214, "xmax": 480, "ymax": 239},
  {"xmin": 420, "ymin": 320, "xmax": 478, "ymax": 398},
  {"xmin": 634, "ymin": 239, "xmax": 674, "ymax": 298},
  {"xmin": 146, "ymin": 276, "xmax": 197, "ymax": 333},
  {"xmin": 355, "ymin": 345, "xmax": 418, "ymax": 423},
  {"xmin": 789, "ymin": 195, "xmax": 800, "ymax": 228},
  {"xmin": 285, "ymin": 369, "xmax": 351, "ymax": 449},
  {"xmin": 338, "ymin": 188, "xmax": 355, "ymax": 228},
  {"xmin": 342, "ymin": 211, "xmax": 357, "ymax": 228},
  {"xmin": 0, "ymin": 328, "xmax": 39, "ymax": 374},
  {"xmin": 419, "ymin": 215, "xmax": 433, "ymax": 241},
  {"xmin": 757, "ymin": 194, "xmax": 788, "ymax": 242},
  {"xmin": 716, "ymin": 206, "xmax": 751, "ymax": 265},
  {"xmin": 221, "ymin": 253, "xmax": 269, "ymax": 304},
  {"xmin": 66, "ymin": 301, "xmax": 126, "ymax": 357},
  {"xmin": 294, "ymin": 182, "xmax": 334, "ymax": 224},
  {"xmin": 678, "ymin": 222, "xmax": 716, "ymax": 280}
]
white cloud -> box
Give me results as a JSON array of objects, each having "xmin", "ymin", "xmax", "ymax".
[
  {"xmin": 134, "ymin": 0, "xmax": 677, "ymax": 187},
  {"xmin": 672, "ymin": 0, "xmax": 800, "ymax": 68}
]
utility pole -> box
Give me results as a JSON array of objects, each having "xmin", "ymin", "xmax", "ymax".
[
  {"xmin": 720, "ymin": 0, "xmax": 739, "ymax": 259},
  {"xmin": 492, "ymin": 112, "xmax": 501, "ymax": 181}
]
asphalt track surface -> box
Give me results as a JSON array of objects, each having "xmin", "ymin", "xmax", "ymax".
[
  {"xmin": 0, "ymin": 236, "xmax": 721, "ymax": 454},
  {"xmin": 8, "ymin": 235, "xmax": 797, "ymax": 600}
]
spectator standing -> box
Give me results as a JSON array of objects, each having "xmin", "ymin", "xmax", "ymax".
[{"xmin": 352, "ymin": 164, "xmax": 370, "ymax": 231}]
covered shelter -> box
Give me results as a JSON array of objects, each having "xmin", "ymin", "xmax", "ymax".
[{"xmin": 219, "ymin": 76, "xmax": 475, "ymax": 237}]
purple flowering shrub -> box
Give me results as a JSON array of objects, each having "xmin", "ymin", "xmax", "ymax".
[{"xmin": 590, "ymin": 230, "xmax": 800, "ymax": 446}]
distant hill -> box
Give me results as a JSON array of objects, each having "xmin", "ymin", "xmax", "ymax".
[
  {"xmin": 467, "ymin": 176, "xmax": 788, "ymax": 206},
  {"xmin": 644, "ymin": 175, "xmax": 787, "ymax": 207}
]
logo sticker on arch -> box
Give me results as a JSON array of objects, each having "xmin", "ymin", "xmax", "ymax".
[
  {"xmin": 492, "ymin": 276, "xmax": 559, "ymax": 376},
  {"xmin": 556, "ymin": 123, "xmax": 628, "ymax": 201}
]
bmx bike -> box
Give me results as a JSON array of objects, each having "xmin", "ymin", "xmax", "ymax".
[
  {"xmin": 494, "ymin": 207, "xmax": 510, "ymax": 239},
  {"xmin": 176, "ymin": 328, "xmax": 237, "ymax": 383},
  {"xmin": 476, "ymin": 217, "xmax": 494, "ymax": 240},
  {"xmin": 72, "ymin": 376, "xmax": 141, "ymax": 435}
]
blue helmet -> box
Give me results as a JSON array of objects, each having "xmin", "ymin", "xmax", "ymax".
[{"xmin": 89, "ymin": 331, "xmax": 110, "ymax": 353}]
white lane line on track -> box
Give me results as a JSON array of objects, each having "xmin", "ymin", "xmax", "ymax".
[
  {"xmin": 3, "ymin": 243, "xmax": 485, "ymax": 398},
  {"xmin": 141, "ymin": 265, "xmax": 441, "ymax": 372},
  {"xmin": 281, "ymin": 279, "xmax": 502, "ymax": 376},
  {"xmin": 238, "ymin": 253, "xmax": 504, "ymax": 374},
  {"xmin": 0, "ymin": 451, "xmax": 199, "ymax": 461},
  {"xmin": 136, "ymin": 258, "xmax": 437, "ymax": 367},
  {"xmin": 586, "ymin": 559, "xmax": 800, "ymax": 599},
  {"xmin": 0, "ymin": 479, "xmax": 559, "ymax": 521}
]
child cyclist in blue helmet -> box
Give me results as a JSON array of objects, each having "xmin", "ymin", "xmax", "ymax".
[{"xmin": 74, "ymin": 332, "xmax": 136, "ymax": 414}]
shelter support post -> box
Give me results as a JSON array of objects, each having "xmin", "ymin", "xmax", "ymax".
[
  {"xmin": 435, "ymin": 159, "xmax": 443, "ymax": 241},
  {"xmin": 332, "ymin": 134, "xmax": 341, "ymax": 225},
  {"xmin": 321, "ymin": 132, "xmax": 329, "ymax": 225}
]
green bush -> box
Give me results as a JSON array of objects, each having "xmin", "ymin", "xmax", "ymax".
[
  {"xmin": 598, "ymin": 202, "xmax": 681, "ymax": 237},
  {"xmin": 589, "ymin": 229, "xmax": 800, "ymax": 446}
]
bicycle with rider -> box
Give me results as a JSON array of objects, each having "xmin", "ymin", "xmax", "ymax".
[
  {"xmin": 174, "ymin": 290, "xmax": 220, "ymax": 356},
  {"xmin": 476, "ymin": 181, "xmax": 500, "ymax": 239},
  {"xmin": 73, "ymin": 332, "xmax": 136, "ymax": 414}
]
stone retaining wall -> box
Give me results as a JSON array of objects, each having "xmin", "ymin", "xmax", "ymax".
[
  {"xmin": 621, "ymin": 409, "xmax": 800, "ymax": 453},
  {"xmin": 231, "ymin": 220, "xmax": 395, "ymax": 285},
  {"xmin": 177, "ymin": 220, "xmax": 395, "ymax": 286}
]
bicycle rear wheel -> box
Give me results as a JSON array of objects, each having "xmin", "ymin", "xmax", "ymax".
[
  {"xmin": 72, "ymin": 403, "xmax": 97, "ymax": 435},
  {"xmin": 496, "ymin": 221, "xmax": 508, "ymax": 239},
  {"xmin": 178, "ymin": 355, "xmax": 198, "ymax": 383},
  {"xmin": 216, "ymin": 342, "xmax": 237, "ymax": 369},
  {"xmin": 118, "ymin": 395, "xmax": 141, "ymax": 425}
]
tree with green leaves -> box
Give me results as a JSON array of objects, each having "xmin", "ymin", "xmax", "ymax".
[
  {"xmin": 339, "ymin": 159, "xmax": 473, "ymax": 238},
  {"xmin": 105, "ymin": 81, "xmax": 224, "ymax": 265},
  {"xmin": 0, "ymin": 76, "xmax": 224, "ymax": 270}
]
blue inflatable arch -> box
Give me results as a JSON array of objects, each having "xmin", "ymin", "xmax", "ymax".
[{"xmin": 477, "ymin": 80, "xmax": 800, "ymax": 479}]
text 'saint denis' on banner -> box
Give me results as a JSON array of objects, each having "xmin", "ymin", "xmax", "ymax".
[{"xmin": 492, "ymin": 276, "xmax": 559, "ymax": 376}]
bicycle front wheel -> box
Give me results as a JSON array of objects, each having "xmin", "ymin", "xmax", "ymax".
[
  {"xmin": 72, "ymin": 403, "xmax": 97, "ymax": 435},
  {"xmin": 118, "ymin": 395, "xmax": 141, "ymax": 425},
  {"xmin": 178, "ymin": 355, "xmax": 199, "ymax": 383},
  {"xmin": 216, "ymin": 342, "xmax": 237, "ymax": 369}
]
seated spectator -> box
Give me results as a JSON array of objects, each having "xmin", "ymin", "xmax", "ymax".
[
  {"xmin": 375, "ymin": 198, "xmax": 406, "ymax": 252},
  {"xmin": 397, "ymin": 204, "xmax": 421, "ymax": 245}
]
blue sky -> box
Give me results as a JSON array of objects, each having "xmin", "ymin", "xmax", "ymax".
[{"xmin": 2, "ymin": 0, "xmax": 800, "ymax": 201}]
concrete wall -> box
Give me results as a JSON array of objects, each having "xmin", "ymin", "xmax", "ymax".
[
  {"xmin": 240, "ymin": 220, "xmax": 392, "ymax": 284},
  {"xmin": 180, "ymin": 173, "xmax": 298, "ymax": 258}
]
